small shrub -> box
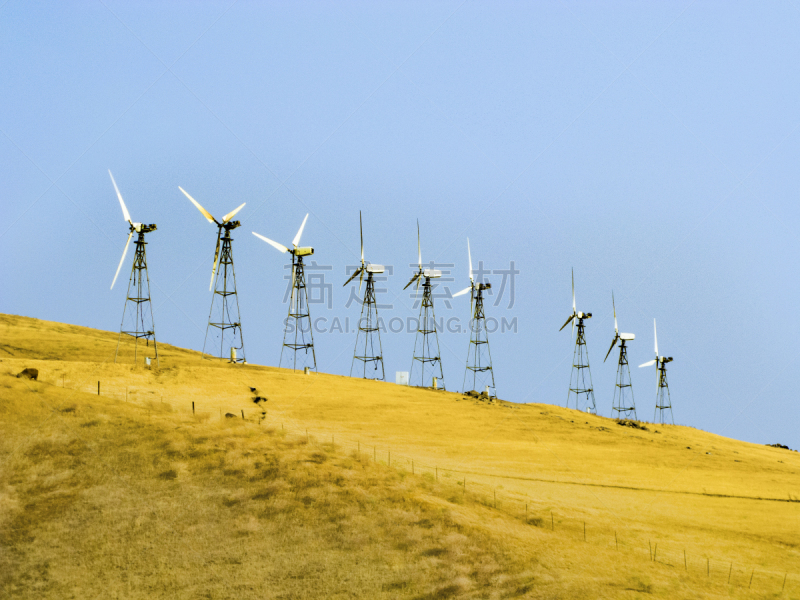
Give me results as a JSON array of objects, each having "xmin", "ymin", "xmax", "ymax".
[{"xmin": 308, "ymin": 452, "xmax": 327, "ymax": 464}]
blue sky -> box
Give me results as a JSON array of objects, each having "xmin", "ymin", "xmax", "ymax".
[{"xmin": 2, "ymin": 1, "xmax": 799, "ymax": 449}]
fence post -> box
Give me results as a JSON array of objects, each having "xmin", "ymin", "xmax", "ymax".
[
  {"xmin": 749, "ymin": 569, "xmax": 754, "ymax": 589},
  {"xmin": 728, "ymin": 562, "xmax": 732, "ymax": 584},
  {"xmin": 684, "ymin": 550, "xmax": 687, "ymax": 571},
  {"xmin": 192, "ymin": 401, "xmax": 195, "ymax": 414},
  {"xmin": 615, "ymin": 531, "xmax": 618, "ymax": 550},
  {"xmin": 241, "ymin": 410, "xmax": 244, "ymax": 419},
  {"xmin": 783, "ymin": 573, "xmax": 787, "ymax": 591},
  {"xmin": 653, "ymin": 544, "xmax": 657, "ymax": 561},
  {"xmin": 98, "ymin": 381, "xmax": 100, "ymax": 395}
]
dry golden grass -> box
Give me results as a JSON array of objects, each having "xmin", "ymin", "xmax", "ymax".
[{"xmin": 0, "ymin": 313, "xmax": 798, "ymax": 598}]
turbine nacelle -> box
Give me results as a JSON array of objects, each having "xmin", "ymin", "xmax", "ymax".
[
  {"xmin": 293, "ymin": 247, "xmax": 314, "ymax": 257},
  {"xmin": 423, "ymin": 268, "xmax": 442, "ymax": 279},
  {"xmin": 620, "ymin": 333, "xmax": 634, "ymax": 341},
  {"xmin": 577, "ymin": 311, "xmax": 592, "ymax": 319},
  {"xmin": 129, "ymin": 223, "xmax": 156, "ymax": 234},
  {"xmin": 366, "ymin": 264, "xmax": 385, "ymax": 274}
]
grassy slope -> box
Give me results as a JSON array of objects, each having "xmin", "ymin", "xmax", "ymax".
[{"xmin": 0, "ymin": 313, "xmax": 798, "ymax": 599}]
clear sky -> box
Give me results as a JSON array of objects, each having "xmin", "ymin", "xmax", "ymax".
[{"xmin": 2, "ymin": 1, "xmax": 798, "ymax": 450}]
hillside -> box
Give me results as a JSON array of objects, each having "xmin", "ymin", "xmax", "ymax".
[{"xmin": 0, "ymin": 314, "xmax": 798, "ymax": 599}]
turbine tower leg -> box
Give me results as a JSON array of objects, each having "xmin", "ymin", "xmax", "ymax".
[
  {"xmin": 611, "ymin": 340, "xmax": 636, "ymax": 419},
  {"xmin": 204, "ymin": 230, "xmax": 245, "ymax": 363},
  {"xmin": 351, "ymin": 273, "xmax": 384, "ymax": 379},
  {"xmin": 567, "ymin": 319, "xmax": 595, "ymax": 413},
  {"xmin": 115, "ymin": 232, "xmax": 159, "ymax": 367},
  {"xmin": 654, "ymin": 365, "xmax": 674, "ymax": 425},
  {"xmin": 280, "ymin": 256, "xmax": 317, "ymax": 371},
  {"xmin": 411, "ymin": 278, "xmax": 445, "ymax": 389},
  {"xmin": 462, "ymin": 288, "xmax": 496, "ymax": 398}
]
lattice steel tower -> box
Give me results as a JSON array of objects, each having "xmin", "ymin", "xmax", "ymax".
[
  {"xmin": 344, "ymin": 211, "xmax": 385, "ymax": 380},
  {"xmin": 205, "ymin": 222, "xmax": 246, "ymax": 363},
  {"xmin": 560, "ymin": 269, "xmax": 595, "ymax": 413},
  {"xmin": 454, "ymin": 239, "xmax": 496, "ymax": 397},
  {"xmin": 639, "ymin": 319, "xmax": 674, "ymax": 425},
  {"xmin": 405, "ymin": 221, "xmax": 444, "ymax": 389},
  {"xmin": 603, "ymin": 293, "xmax": 636, "ymax": 419},
  {"xmin": 280, "ymin": 254, "xmax": 317, "ymax": 371},
  {"xmin": 108, "ymin": 170, "xmax": 159, "ymax": 367},
  {"xmin": 180, "ymin": 186, "xmax": 247, "ymax": 363},
  {"xmin": 253, "ymin": 213, "xmax": 317, "ymax": 372}
]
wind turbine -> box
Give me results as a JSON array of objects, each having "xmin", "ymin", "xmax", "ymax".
[
  {"xmin": 604, "ymin": 292, "xmax": 636, "ymax": 419},
  {"xmin": 180, "ymin": 186, "xmax": 246, "ymax": 363},
  {"xmin": 453, "ymin": 238, "xmax": 496, "ymax": 397},
  {"xmin": 405, "ymin": 220, "xmax": 444, "ymax": 390},
  {"xmin": 252, "ymin": 214, "xmax": 317, "ymax": 371},
  {"xmin": 639, "ymin": 319, "xmax": 674, "ymax": 425},
  {"xmin": 109, "ymin": 170, "xmax": 158, "ymax": 366},
  {"xmin": 560, "ymin": 269, "xmax": 595, "ymax": 413},
  {"xmin": 343, "ymin": 211, "xmax": 385, "ymax": 380}
]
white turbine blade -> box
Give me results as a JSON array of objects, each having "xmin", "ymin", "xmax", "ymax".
[
  {"xmin": 179, "ymin": 186, "xmax": 217, "ymax": 224},
  {"xmin": 209, "ymin": 230, "xmax": 222, "ymax": 291},
  {"xmin": 612, "ymin": 291, "xmax": 617, "ymax": 333},
  {"xmin": 417, "ymin": 219, "xmax": 421, "ymax": 268},
  {"xmin": 453, "ymin": 286, "xmax": 472, "ymax": 297},
  {"xmin": 252, "ymin": 232, "xmax": 289, "ymax": 254},
  {"xmin": 222, "ymin": 202, "xmax": 246, "ymax": 223},
  {"xmin": 639, "ymin": 359, "xmax": 656, "ymax": 368},
  {"xmin": 654, "ymin": 318, "xmax": 658, "ymax": 357},
  {"xmin": 467, "ymin": 238, "xmax": 473, "ymax": 283},
  {"xmin": 359, "ymin": 268, "xmax": 364, "ymax": 293},
  {"xmin": 108, "ymin": 170, "xmax": 132, "ymax": 224},
  {"xmin": 111, "ymin": 231, "xmax": 133, "ymax": 290},
  {"xmin": 292, "ymin": 213, "xmax": 309, "ymax": 247},
  {"xmin": 403, "ymin": 272, "xmax": 420, "ymax": 290},
  {"xmin": 359, "ymin": 210, "xmax": 364, "ymax": 264},
  {"xmin": 572, "ymin": 268, "xmax": 575, "ymax": 313},
  {"xmin": 343, "ymin": 266, "xmax": 362, "ymax": 287}
]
